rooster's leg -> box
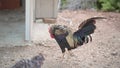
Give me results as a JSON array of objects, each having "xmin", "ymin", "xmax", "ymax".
[
  {"xmin": 62, "ymin": 52, "xmax": 65, "ymax": 59},
  {"xmin": 68, "ymin": 50, "xmax": 74, "ymax": 57}
]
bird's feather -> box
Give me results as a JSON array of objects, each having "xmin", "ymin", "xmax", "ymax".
[{"xmin": 78, "ymin": 17, "xmax": 106, "ymax": 29}]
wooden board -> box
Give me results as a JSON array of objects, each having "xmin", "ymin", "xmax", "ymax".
[
  {"xmin": 0, "ymin": 0, "xmax": 20, "ymax": 10},
  {"xmin": 35, "ymin": 0, "xmax": 58, "ymax": 18}
]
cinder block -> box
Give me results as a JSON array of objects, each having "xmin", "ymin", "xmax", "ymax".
[{"xmin": 43, "ymin": 18, "xmax": 57, "ymax": 24}]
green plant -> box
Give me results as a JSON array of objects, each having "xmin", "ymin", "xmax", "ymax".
[
  {"xmin": 61, "ymin": 0, "xmax": 67, "ymax": 8},
  {"xmin": 97, "ymin": 0, "xmax": 120, "ymax": 12}
]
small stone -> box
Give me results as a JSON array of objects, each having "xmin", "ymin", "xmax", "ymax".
[
  {"xmin": 93, "ymin": 60, "xmax": 97, "ymax": 62},
  {"xmin": 111, "ymin": 52, "xmax": 118, "ymax": 56},
  {"xmin": 11, "ymin": 59, "xmax": 15, "ymax": 61}
]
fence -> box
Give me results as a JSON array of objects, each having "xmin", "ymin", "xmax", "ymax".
[{"xmin": 60, "ymin": 0, "xmax": 97, "ymax": 10}]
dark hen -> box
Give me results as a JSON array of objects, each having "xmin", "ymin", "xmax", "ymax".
[{"xmin": 11, "ymin": 53, "xmax": 45, "ymax": 68}]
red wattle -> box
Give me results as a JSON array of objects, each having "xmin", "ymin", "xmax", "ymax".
[
  {"xmin": 49, "ymin": 27, "xmax": 55, "ymax": 38},
  {"xmin": 50, "ymin": 34, "xmax": 55, "ymax": 38}
]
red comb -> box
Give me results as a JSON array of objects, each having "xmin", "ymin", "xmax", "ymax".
[{"xmin": 49, "ymin": 28, "xmax": 55, "ymax": 38}]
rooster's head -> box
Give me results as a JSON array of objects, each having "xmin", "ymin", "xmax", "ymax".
[{"xmin": 49, "ymin": 25, "xmax": 68, "ymax": 38}]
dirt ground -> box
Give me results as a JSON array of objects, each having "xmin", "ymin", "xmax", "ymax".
[
  {"xmin": 0, "ymin": 10, "xmax": 120, "ymax": 68},
  {"xmin": 0, "ymin": 9, "xmax": 25, "ymax": 46}
]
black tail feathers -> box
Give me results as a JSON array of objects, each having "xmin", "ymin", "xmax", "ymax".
[{"xmin": 78, "ymin": 17, "xmax": 106, "ymax": 29}]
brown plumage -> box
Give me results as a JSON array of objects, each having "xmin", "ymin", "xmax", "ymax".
[{"xmin": 49, "ymin": 17, "xmax": 106, "ymax": 58}]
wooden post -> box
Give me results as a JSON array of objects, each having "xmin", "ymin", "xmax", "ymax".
[{"xmin": 25, "ymin": 0, "xmax": 34, "ymax": 41}]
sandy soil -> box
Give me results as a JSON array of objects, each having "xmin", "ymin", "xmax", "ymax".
[{"xmin": 0, "ymin": 10, "xmax": 120, "ymax": 68}]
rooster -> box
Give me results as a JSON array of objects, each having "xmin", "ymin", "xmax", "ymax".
[{"xmin": 49, "ymin": 17, "xmax": 106, "ymax": 58}]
